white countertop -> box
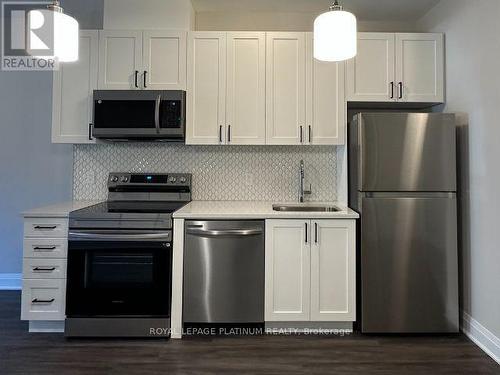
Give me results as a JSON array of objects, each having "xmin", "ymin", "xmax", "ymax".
[
  {"xmin": 173, "ymin": 201, "xmax": 359, "ymax": 219},
  {"xmin": 22, "ymin": 201, "xmax": 101, "ymax": 218}
]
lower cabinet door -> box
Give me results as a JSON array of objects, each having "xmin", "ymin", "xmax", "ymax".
[
  {"xmin": 310, "ymin": 220, "xmax": 356, "ymax": 321},
  {"xmin": 265, "ymin": 220, "xmax": 310, "ymax": 321},
  {"xmin": 21, "ymin": 279, "xmax": 66, "ymax": 321}
]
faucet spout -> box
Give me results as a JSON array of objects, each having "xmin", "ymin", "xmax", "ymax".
[{"xmin": 298, "ymin": 160, "xmax": 312, "ymax": 203}]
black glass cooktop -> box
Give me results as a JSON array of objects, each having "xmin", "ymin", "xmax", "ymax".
[{"xmin": 71, "ymin": 201, "xmax": 189, "ymax": 216}]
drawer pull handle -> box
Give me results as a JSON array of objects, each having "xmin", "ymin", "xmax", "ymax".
[
  {"xmin": 34, "ymin": 225, "xmax": 57, "ymax": 230},
  {"xmin": 33, "ymin": 267, "xmax": 56, "ymax": 272},
  {"xmin": 33, "ymin": 246, "xmax": 57, "ymax": 251},
  {"xmin": 32, "ymin": 298, "xmax": 55, "ymax": 304}
]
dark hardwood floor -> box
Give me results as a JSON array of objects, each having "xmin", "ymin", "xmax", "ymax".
[{"xmin": 0, "ymin": 291, "xmax": 498, "ymax": 375}]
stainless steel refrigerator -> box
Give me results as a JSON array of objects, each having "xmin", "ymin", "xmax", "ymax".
[{"xmin": 348, "ymin": 113, "xmax": 459, "ymax": 333}]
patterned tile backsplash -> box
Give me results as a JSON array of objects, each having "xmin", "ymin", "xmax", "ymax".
[{"xmin": 73, "ymin": 144, "xmax": 337, "ymax": 201}]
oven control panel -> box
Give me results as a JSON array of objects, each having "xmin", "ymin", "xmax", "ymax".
[{"xmin": 108, "ymin": 173, "xmax": 191, "ymax": 187}]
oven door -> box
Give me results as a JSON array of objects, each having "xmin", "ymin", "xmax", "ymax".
[
  {"xmin": 92, "ymin": 90, "xmax": 185, "ymax": 141},
  {"xmin": 66, "ymin": 230, "xmax": 172, "ymax": 318}
]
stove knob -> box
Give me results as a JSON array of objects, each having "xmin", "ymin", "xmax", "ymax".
[
  {"xmin": 110, "ymin": 176, "xmax": 118, "ymax": 182},
  {"xmin": 179, "ymin": 176, "xmax": 187, "ymax": 183},
  {"xmin": 169, "ymin": 176, "xmax": 177, "ymax": 183},
  {"xmin": 120, "ymin": 176, "xmax": 129, "ymax": 183}
]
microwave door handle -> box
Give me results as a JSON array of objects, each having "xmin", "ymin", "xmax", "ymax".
[{"xmin": 155, "ymin": 94, "xmax": 161, "ymax": 134}]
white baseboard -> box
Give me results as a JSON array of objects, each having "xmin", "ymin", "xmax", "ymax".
[
  {"xmin": 462, "ymin": 311, "xmax": 500, "ymax": 365},
  {"xmin": 0, "ymin": 273, "xmax": 21, "ymax": 290}
]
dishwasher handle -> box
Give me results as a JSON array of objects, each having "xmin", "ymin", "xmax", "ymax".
[{"xmin": 186, "ymin": 227, "xmax": 263, "ymax": 237}]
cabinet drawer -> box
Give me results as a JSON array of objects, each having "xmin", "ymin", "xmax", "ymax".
[
  {"xmin": 21, "ymin": 279, "xmax": 66, "ymax": 321},
  {"xmin": 23, "ymin": 259, "xmax": 67, "ymax": 279},
  {"xmin": 23, "ymin": 238, "xmax": 68, "ymax": 258},
  {"xmin": 24, "ymin": 218, "xmax": 68, "ymax": 238}
]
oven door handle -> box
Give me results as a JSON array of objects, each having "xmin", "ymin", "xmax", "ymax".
[{"xmin": 69, "ymin": 231, "xmax": 171, "ymax": 241}]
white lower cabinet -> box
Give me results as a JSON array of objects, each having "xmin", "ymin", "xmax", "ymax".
[
  {"xmin": 265, "ymin": 219, "xmax": 355, "ymax": 322},
  {"xmin": 21, "ymin": 216, "xmax": 68, "ymax": 326}
]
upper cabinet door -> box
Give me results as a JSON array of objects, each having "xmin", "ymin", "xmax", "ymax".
[
  {"xmin": 306, "ymin": 33, "xmax": 346, "ymax": 145},
  {"xmin": 347, "ymin": 33, "xmax": 396, "ymax": 102},
  {"xmin": 142, "ymin": 30, "xmax": 187, "ymax": 90},
  {"xmin": 226, "ymin": 32, "xmax": 266, "ymax": 145},
  {"xmin": 310, "ymin": 220, "xmax": 356, "ymax": 322},
  {"xmin": 186, "ymin": 32, "xmax": 226, "ymax": 145},
  {"xmin": 396, "ymin": 33, "xmax": 444, "ymax": 103},
  {"xmin": 98, "ymin": 30, "xmax": 143, "ymax": 89},
  {"xmin": 265, "ymin": 220, "xmax": 311, "ymax": 321},
  {"xmin": 52, "ymin": 30, "xmax": 98, "ymax": 144},
  {"xmin": 266, "ymin": 33, "xmax": 306, "ymax": 145}
]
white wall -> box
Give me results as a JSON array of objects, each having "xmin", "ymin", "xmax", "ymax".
[
  {"xmin": 419, "ymin": 0, "xmax": 500, "ymax": 341},
  {"xmin": 196, "ymin": 11, "xmax": 419, "ymax": 31},
  {"xmin": 104, "ymin": 0, "xmax": 194, "ymax": 30}
]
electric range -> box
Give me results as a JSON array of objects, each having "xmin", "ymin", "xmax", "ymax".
[{"xmin": 65, "ymin": 172, "xmax": 191, "ymax": 338}]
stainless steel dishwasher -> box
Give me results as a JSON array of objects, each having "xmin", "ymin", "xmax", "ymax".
[{"xmin": 183, "ymin": 220, "xmax": 265, "ymax": 323}]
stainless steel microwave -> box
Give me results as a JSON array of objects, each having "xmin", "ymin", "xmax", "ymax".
[{"xmin": 92, "ymin": 90, "xmax": 186, "ymax": 141}]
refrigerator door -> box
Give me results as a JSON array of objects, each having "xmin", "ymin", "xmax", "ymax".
[
  {"xmin": 356, "ymin": 113, "xmax": 456, "ymax": 192},
  {"xmin": 361, "ymin": 193, "xmax": 459, "ymax": 333}
]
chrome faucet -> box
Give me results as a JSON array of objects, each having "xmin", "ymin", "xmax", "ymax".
[{"xmin": 298, "ymin": 160, "xmax": 312, "ymax": 203}]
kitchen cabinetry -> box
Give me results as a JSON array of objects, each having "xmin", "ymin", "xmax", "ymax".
[
  {"xmin": 98, "ymin": 29, "xmax": 186, "ymax": 90},
  {"xmin": 21, "ymin": 217, "xmax": 69, "ymax": 323},
  {"xmin": 186, "ymin": 32, "xmax": 266, "ymax": 145},
  {"xmin": 347, "ymin": 32, "xmax": 444, "ymax": 103},
  {"xmin": 265, "ymin": 219, "xmax": 355, "ymax": 322},
  {"xmin": 52, "ymin": 30, "xmax": 98, "ymax": 144},
  {"xmin": 265, "ymin": 33, "xmax": 306, "ymax": 145}
]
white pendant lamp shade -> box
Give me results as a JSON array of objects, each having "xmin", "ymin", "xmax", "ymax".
[
  {"xmin": 28, "ymin": 1, "xmax": 79, "ymax": 62},
  {"xmin": 314, "ymin": 1, "xmax": 357, "ymax": 62}
]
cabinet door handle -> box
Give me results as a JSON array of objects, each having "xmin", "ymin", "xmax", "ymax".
[
  {"xmin": 398, "ymin": 82, "xmax": 403, "ymax": 99},
  {"xmin": 314, "ymin": 223, "xmax": 318, "ymax": 244},
  {"xmin": 33, "ymin": 267, "xmax": 56, "ymax": 272},
  {"xmin": 34, "ymin": 225, "xmax": 57, "ymax": 230},
  {"xmin": 390, "ymin": 82, "xmax": 395, "ymax": 99},
  {"xmin": 88, "ymin": 123, "xmax": 93, "ymax": 141},
  {"xmin": 219, "ymin": 125, "xmax": 223, "ymax": 143},
  {"xmin": 305, "ymin": 222, "xmax": 308, "ymax": 244},
  {"xmin": 33, "ymin": 246, "xmax": 56, "ymax": 251},
  {"xmin": 143, "ymin": 70, "xmax": 147, "ymax": 88},
  {"xmin": 299, "ymin": 126, "xmax": 303, "ymax": 143},
  {"xmin": 134, "ymin": 70, "xmax": 139, "ymax": 88},
  {"xmin": 32, "ymin": 298, "xmax": 55, "ymax": 304},
  {"xmin": 227, "ymin": 125, "xmax": 231, "ymax": 143},
  {"xmin": 308, "ymin": 125, "xmax": 312, "ymax": 143}
]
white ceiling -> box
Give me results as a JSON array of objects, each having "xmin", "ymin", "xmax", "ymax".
[{"xmin": 191, "ymin": 0, "xmax": 441, "ymax": 21}]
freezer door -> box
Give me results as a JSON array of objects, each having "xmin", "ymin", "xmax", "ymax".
[
  {"xmin": 361, "ymin": 193, "xmax": 459, "ymax": 333},
  {"xmin": 357, "ymin": 113, "xmax": 456, "ymax": 192}
]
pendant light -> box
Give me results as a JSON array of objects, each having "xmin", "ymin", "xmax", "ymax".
[
  {"xmin": 313, "ymin": 0, "xmax": 357, "ymax": 62},
  {"xmin": 28, "ymin": 0, "xmax": 79, "ymax": 62}
]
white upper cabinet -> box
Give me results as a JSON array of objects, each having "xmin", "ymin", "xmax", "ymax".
[
  {"xmin": 347, "ymin": 32, "xmax": 396, "ymax": 102},
  {"xmin": 98, "ymin": 30, "xmax": 187, "ymax": 90},
  {"xmin": 143, "ymin": 30, "xmax": 187, "ymax": 90},
  {"xmin": 347, "ymin": 32, "xmax": 444, "ymax": 103},
  {"xmin": 265, "ymin": 220, "xmax": 311, "ymax": 321},
  {"xmin": 310, "ymin": 220, "xmax": 356, "ymax": 321},
  {"xmin": 226, "ymin": 32, "xmax": 266, "ymax": 145},
  {"xmin": 266, "ymin": 33, "xmax": 306, "ymax": 145},
  {"xmin": 186, "ymin": 32, "xmax": 226, "ymax": 145},
  {"xmin": 98, "ymin": 30, "xmax": 143, "ymax": 89},
  {"xmin": 396, "ymin": 33, "xmax": 444, "ymax": 103},
  {"xmin": 306, "ymin": 33, "xmax": 345, "ymax": 145},
  {"xmin": 52, "ymin": 30, "xmax": 98, "ymax": 144}
]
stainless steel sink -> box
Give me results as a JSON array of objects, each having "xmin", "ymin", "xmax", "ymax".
[{"xmin": 272, "ymin": 204, "xmax": 341, "ymax": 212}]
